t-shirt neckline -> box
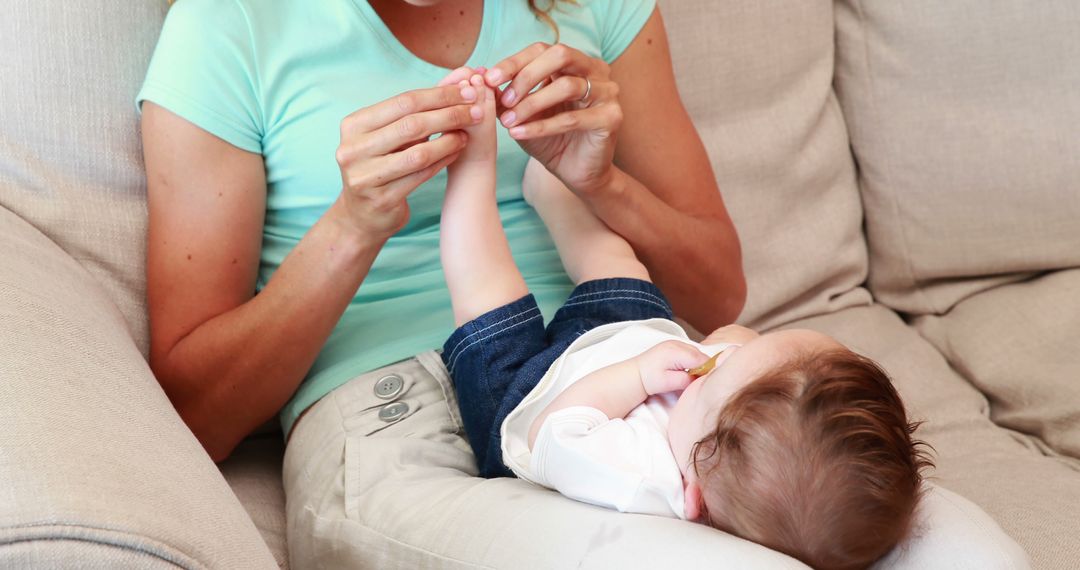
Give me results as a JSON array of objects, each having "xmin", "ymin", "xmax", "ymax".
[{"xmin": 351, "ymin": 0, "xmax": 499, "ymax": 78}]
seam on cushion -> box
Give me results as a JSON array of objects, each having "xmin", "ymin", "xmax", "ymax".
[
  {"xmin": 851, "ymin": 0, "xmax": 936, "ymax": 314},
  {"xmin": 0, "ymin": 524, "xmax": 204, "ymax": 569},
  {"xmin": 0, "ymin": 294, "xmax": 263, "ymax": 567}
]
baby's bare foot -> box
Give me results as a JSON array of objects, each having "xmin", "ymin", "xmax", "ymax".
[{"xmin": 453, "ymin": 74, "xmax": 497, "ymax": 165}]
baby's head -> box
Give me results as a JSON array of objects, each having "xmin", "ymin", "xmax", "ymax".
[{"xmin": 668, "ymin": 329, "xmax": 932, "ymax": 569}]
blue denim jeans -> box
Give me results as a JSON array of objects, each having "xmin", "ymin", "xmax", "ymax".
[{"xmin": 442, "ymin": 278, "xmax": 674, "ymax": 478}]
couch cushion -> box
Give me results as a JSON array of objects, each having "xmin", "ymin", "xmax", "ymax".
[
  {"xmin": 0, "ymin": 206, "xmax": 276, "ymax": 569},
  {"xmin": 659, "ymin": 0, "xmax": 870, "ymax": 330},
  {"xmin": 833, "ymin": 0, "xmax": 1080, "ymax": 316},
  {"xmin": 786, "ymin": 304, "xmax": 1080, "ymax": 569},
  {"xmin": 913, "ymin": 268, "xmax": 1080, "ymax": 460},
  {"xmin": 220, "ymin": 434, "xmax": 289, "ymax": 569},
  {"xmin": 0, "ymin": 0, "xmax": 167, "ymax": 356}
]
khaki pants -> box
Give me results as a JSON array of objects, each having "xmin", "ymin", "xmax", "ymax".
[{"xmin": 283, "ymin": 352, "xmax": 1029, "ymax": 570}]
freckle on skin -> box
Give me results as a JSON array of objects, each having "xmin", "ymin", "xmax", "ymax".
[
  {"xmin": 187, "ymin": 254, "xmax": 192, "ymax": 260},
  {"xmin": 218, "ymin": 192, "xmax": 223, "ymax": 197},
  {"xmin": 232, "ymin": 258, "xmax": 237, "ymax": 264},
  {"xmin": 459, "ymin": 10, "xmax": 464, "ymax": 16},
  {"xmin": 647, "ymin": 38, "xmax": 653, "ymax": 45}
]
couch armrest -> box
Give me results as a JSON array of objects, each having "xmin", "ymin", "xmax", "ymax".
[{"xmin": 0, "ymin": 207, "xmax": 277, "ymax": 569}]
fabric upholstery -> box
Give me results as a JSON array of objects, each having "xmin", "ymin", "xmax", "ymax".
[
  {"xmin": 220, "ymin": 435, "xmax": 290, "ymax": 569},
  {"xmin": 660, "ymin": 0, "xmax": 871, "ymax": 330},
  {"xmin": 0, "ymin": 206, "xmax": 277, "ymax": 568},
  {"xmin": 0, "ymin": 0, "xmax": 166, "ymax": 356},
  {"xmin": 833, "ymin": 0, "xmax": 1080, "ymax": 316},
  {"xmin": 786, "ymin": 304, "xmax": 1080, "ymax": 570},
  {"xmin": 0, "ymin": 539, "xmax": 186, "ymax": 570},
  {"xmin": 1, "ymin": 0, "xmax": 1077, "ymax": 567},
  {"xmin": 914, "ymin": 268, "xmax": 1080, "ymax": 461}
]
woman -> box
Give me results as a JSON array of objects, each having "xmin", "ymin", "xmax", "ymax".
[{"xmin": 139, "ymin": 0, "xmax": 748, "ymax": 566}]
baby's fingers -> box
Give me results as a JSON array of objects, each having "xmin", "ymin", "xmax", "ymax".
[
  {"xmin": 667, "ymin": 369, "xmax": 700, "ymax": 391},
  {"xmin": 661, "ymin": 341, "xmax": 710, "ymax": 371}
]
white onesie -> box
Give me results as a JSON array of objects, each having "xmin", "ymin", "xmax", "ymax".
[{"xmin": 500, "ymin": 318, "xmax": 733, "ymax": 519}]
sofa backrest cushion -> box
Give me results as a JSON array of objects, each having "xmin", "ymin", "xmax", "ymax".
[
  {"xmin": 834, "ymin": 0, "xmax": 1080, "ymax": 316},
  {"xmin": 0, "ymin": 0, "xmax": 167, "ymax": 354},
  {"xmin": 660, "ymin": 0, "xmax": 870, "ymax": 330}
]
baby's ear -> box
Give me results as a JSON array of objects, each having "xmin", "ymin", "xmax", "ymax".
[{"xmin": 684, "ymin": 480, "xmax": 703, "ymax": 522}]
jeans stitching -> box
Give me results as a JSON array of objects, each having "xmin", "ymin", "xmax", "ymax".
[
  {"xmin": 566, "ymin": 288, "xmax": 669, "ymax": 306},
  {"xmin": 560, "ymin": 296, "xmax": 672, "ymax": 314},
  {"xmin": 444, "ymin": 306, "xmax": 541, "ymax": 365},
  {"xmin": 446, "ymin": 312, "xmax": 545, "ymax": 374}
]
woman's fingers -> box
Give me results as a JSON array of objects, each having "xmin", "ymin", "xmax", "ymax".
[
  {"xmin": 484, "ymin": 42, "xmax": 550, "ymax": 87},
  {"xmin": 383, "ymin": 130, "xmax": 469, "ymax": 183},
  {"xmin": 342, "ymin": 83, "xmax": 478, "ymax": 135},
  {"xmin": 343, "ymin": 131, "xmax": 468, "ymax": 190},
  {"xmin": 494, "ymin": 44, "xmax": 599, "ymax": 108},
  {"xmin": 384, "ymin": 149, "xmax": 460, "ymax": 203},
  {"xmin": 501, "ymin": 75, "xmax": 611, "ymax": 127},
  {"xmin": 438, "ymin": 66, "xmax": 475, "ymax": 87},
  {"xmin": 367, "ymin": 103, "xmax": 480, "ymax": 155},
  {"xmin": 508, "ymin": 104, "xmax": 622, "ymax": 140}
]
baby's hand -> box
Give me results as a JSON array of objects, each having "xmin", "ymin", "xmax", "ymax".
[{"xmin": 635, "ymin": 341, "xmax": 710, "ymax": 396}]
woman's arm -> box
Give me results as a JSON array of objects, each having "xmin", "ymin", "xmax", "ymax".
[
  {"xmin": 144, "ymin": 104, "xmax": 383, "ymax": 461},
  {"xmin": 599, "ymin": 9, "xmax": 745, "ymax": 332},
  {"xmin": 143, "ymin": 82, "xmax": 478, "ymax": 461},
  {"xmin": 484, "ymin": 8, "xmax": 746, "ymax": 332}
]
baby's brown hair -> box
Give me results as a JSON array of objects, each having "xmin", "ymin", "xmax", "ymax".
[{"xmin": 691, "ymin": 348, "xmax": 933, "ymax": 570}]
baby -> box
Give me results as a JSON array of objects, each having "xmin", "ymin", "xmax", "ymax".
[{"xmin": 440, "ymin": 72, "xmax": 932, "ymax": 569}]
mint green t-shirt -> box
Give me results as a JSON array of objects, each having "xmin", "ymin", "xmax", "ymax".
[{"xmin": 137, "ymin": 0, "xmax": 657, "ymax": 436}]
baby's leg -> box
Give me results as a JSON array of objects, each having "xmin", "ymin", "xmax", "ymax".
[
  {"xmin": 442, "ymin": 76, "xmax": 529, "ymax": 325},
  {"xmin": 523, "ymin": 160, "xmax": 650, "ymax": 285}
]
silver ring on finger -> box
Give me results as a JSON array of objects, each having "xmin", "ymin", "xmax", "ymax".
[{"xmin": 579, "ymin": 77, "xmax": 592, "ymax": 105}]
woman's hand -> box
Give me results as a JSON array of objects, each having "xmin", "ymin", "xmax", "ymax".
[
  {"xmin": 483, "ymin": 43, "xmax": 623, "ymax": 196},
  {"xmin": 334, "ymin": 83, "xmax": 483, "ymax": 240}
]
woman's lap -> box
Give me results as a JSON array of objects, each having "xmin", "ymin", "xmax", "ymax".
[{"xmin": 282, "ymin": 352, "xmax": 1028, "ymax": 570}]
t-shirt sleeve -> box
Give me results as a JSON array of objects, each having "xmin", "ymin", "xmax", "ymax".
[
  {"xmin": 136, "ymin": 0, "xmax": 263, "ymax": 153},
  {"xmin": 588, "ymin": 0, "xmax": 658, "ymax": 63},
  {"xmin": 530, "ymin": 406, "xmax": 673, "ymax": 516}
]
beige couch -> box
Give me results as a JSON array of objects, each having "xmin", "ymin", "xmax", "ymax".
[{"xmin": 2, "ymin": 0, "xmax": 1078, "ymax": 568}]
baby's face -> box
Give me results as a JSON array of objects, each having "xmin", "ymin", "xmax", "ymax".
[{"xmin": 668, "ymin": 328, "xmax": 846, "ymax": 480}]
